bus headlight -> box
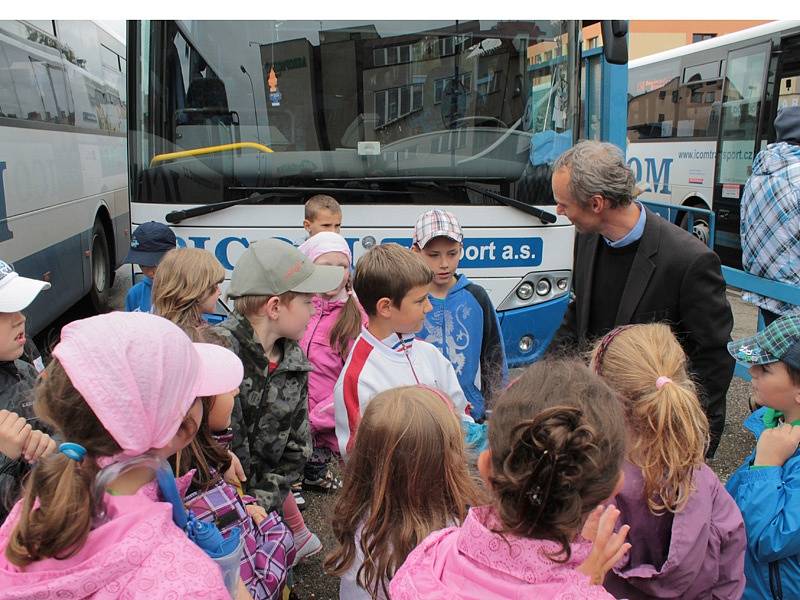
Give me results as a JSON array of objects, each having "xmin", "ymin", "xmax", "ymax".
[
  {"xmin": 519, "ymin": 335, "xmax": 534, "ymax": 353},
  {"xmin": 516, "ymin": 282, "xmax": 534, "ymax": 300},
  {"xmin": 497, "ymin": 270, "xmax": 571, "ymax": 311},
  {"xmin": 535, "ymin": 279, "xmax": 551, "ymax": 296}
]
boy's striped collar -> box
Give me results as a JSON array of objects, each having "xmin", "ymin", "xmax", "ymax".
[{"xmin": 383, "ymin": 332, "xmax": 416, "ymax": 353}]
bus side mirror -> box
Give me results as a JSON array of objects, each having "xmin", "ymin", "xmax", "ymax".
[{"xmin": 601, "ymin": 21, "xmax": 628, "ymax": 65}]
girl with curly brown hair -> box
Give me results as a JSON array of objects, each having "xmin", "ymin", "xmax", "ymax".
[{"xmin": 390, "ymin": 358, "xmax": 631, "ymax": 599}]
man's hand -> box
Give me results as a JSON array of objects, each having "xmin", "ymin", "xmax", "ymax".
[
  {"xmin": 754, "ymin": 423, "xmax": 800, "ymax": 467},
  {"xmin": 0, "ymin": 410, "xmax": 32, "ymax": 460},
  {"xmin": 578, "ymin": 505, "xmax": 631, "ymax": 586}
]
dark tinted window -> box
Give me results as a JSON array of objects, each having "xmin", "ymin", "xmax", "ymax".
[{"xmin": 628, "ymin": 60, "xmax": 680, "ymax": 140}]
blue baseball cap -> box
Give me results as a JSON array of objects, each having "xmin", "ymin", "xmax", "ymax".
[{"xmin": 124, "ymin": 222, "xmax": 177, "ymax": 267}]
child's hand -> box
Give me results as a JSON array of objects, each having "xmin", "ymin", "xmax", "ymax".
[
  {"xmin": 577, "ymin": 505, "xmax": 631, "ymax": 586},
  {"xmin": 224, "ymin": 450, "xmax": 246, "ymax": 486},
  {"xmin": 22, "ymin": 429, "xmax": 56, "ymax": 463},
  {"xmin": 0, "ymin": 410, "xmax": 32, "ymax": 460},
  {"xmin": 754, "ymin": 423, "xmax": 800, "ymax": 467},
  {"xmin": 245, "ymin": 503, "xmax": 267, "ymax": 525}
]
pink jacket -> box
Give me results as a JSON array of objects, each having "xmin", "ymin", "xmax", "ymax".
[
  {"xmin": 300, "ymin": 295, "xmax": 366, "ymax": 454},
  {"xmin": 389, "ymin": 506, "xmax": 614, "ymax": 600},
  {"xmin": 0, "ymin": 491, "xmax": 229, "ymax": 599}
]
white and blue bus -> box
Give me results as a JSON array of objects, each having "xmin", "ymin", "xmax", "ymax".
[
  {"xmin": 627, "ymin": 20, "xmax": 800, "ymax": 266},
  {"xmin": 0, "ymin": 20, "xmax": 129, "ymax": 335},
  {"xmin": 128, "ymin": 20, "xmax": 627, "ymax": 366}
]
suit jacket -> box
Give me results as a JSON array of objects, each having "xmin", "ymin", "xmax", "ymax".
[{"xmin": 551, "ymin": 207, "xmax": 735, "ymax": 454}]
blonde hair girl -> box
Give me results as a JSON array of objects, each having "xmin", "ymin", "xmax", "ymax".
[
  {"xmin": 590, "ymin": 323, "xmax": 745, "ymax": 600},
  {"xmin": 325, "ymin": 385, "xmax": 484, "ymax": 599},
  {"xmin": 152, "ymin": 248, "xmax": 224, "ymax": 330}
]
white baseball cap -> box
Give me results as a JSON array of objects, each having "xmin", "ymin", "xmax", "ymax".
[{"xmin": 0, "ymin": 260, "xmax": 51, "ymax": 312}]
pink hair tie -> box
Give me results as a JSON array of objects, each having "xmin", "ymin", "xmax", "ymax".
[{"xmin": 656, "ymin": 376, "xmax": 673, "ymax": 389}]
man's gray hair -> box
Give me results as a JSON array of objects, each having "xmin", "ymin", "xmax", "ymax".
[{"xmin": 552, "ymin": 141, "xmax": 637, "ymax": 209}]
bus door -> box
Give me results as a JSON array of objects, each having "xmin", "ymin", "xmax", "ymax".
[{"xmin": 712, "ymin": 42, "xmax": 770, "ymax": 267}]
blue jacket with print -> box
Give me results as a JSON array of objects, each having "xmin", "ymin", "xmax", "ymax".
[
  {"xmin": 418, "ymin": 274, "xmax": 507, "ymax": 420},
  {"xmin": 726, "ymin": 406, "xmax": 800, "ymax": 600}
]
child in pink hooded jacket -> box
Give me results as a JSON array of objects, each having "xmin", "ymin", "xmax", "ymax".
[
  {"xmin": 390, "ymin": 359, "xmax": 631, "ymax": 599},
  {"xmin": 0, "ymin": 311, "xmax": 246, "ymax": 599},
  {"xmin": 298, "ymin": 232, "xmax": 366, "ymax": 490}
]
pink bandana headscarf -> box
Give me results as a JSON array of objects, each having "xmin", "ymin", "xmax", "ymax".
[{"xmin": 298, "ymin": 232, "xmax": 352, "ymax": 264}]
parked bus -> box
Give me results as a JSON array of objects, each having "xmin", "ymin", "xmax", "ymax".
[
  {"xmin": 627, "ymin": 20, "xmax": 800, "ymax": 266},
  {"xmin": 0, "ymin": 20, "xmax": 129, "ymax": 335},
  {"xmin": 128, "ymin": 20, "xmax": 627, "ymax": 366}
]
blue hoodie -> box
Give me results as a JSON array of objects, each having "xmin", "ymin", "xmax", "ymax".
[
  {"xmin": 418, "ymin": 274, "xmax": 507, "ymax": 420},
  {"xmin": 125, "ymin": 276, "xmax": 153, "ymax": 312},
  {"xmin": 726, "ymin": 406, "xmax": 800, "ymax": 600}
]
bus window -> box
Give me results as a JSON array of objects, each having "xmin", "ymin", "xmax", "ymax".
[
  {"xmin": 627, "ymin": 59, "xmax": 680, "ymax": 141},
  {"xmin": 676, "ymin": 76, "xmax": 722, "ymax": 138},
  {"xmin": 1, "ymin": 41, "xmax": 47, "ymax": 122}
]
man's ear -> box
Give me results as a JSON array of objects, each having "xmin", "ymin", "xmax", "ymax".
[
  {"xmin": 375, "ymin": 296, "xmax": 393, "ymax": 318},
  {"xmin": 589, "ymin": 194, "xmax": 606, "ymax": 214}
]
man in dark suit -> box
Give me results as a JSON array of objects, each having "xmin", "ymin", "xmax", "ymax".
[{"xmin": 549, "ymin": 141, "xmax": 734, "ymax": 456}]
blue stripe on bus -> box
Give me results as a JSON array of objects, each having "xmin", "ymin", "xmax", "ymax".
[{"xmin": 6, "ymin": 212, "xmax": 129, "ymax": 336}]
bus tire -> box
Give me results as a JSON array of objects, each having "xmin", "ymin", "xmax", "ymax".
[
  {"xmin": 679, "ymin": 209, "xmax": 711, "ymax": 246},
  {"xmin": 88, "ymin": 219, "xmax": 112, "ymax": 312}
]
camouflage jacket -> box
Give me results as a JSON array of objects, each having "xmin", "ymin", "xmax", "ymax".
[
  {"xmin": 217, "ymin": 312, "xmax": 312, "ymax": 512},
  {"xmin": 0, "ymin": 358, "xmax": 39, "ymax": 522}
]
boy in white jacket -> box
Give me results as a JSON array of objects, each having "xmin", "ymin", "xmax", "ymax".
[{"xmin": 334, "ymin": 243, "xmax": 471, "ymax": 458}]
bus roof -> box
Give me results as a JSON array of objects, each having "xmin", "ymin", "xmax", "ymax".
[{"xmin": 630, "ymin": 20, "xmax": 800, "ymax": 69}]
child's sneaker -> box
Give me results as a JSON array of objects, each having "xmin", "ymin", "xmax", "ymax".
[
  {"xmin": 292, "ymin": 490, "xmax": 306, "ymax": 510},
  {"xmin": 303, "ymin": 470, "xmax": 342, "ymax": 492},
  {"xmin": 292, "ymin": 532, "xmax": 322, "ymax": 566}
]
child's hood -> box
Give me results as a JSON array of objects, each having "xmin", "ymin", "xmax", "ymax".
[
  {"xmin": 390, "ymin": 505, "xmax": 610, "ymax": 599},
  {"xmin": 443, "ymin": 273, "xmax": 472, "ymax": 298},
  {"xmin": 0, "ymin": 490, "xmax": 224, "ymax": 598},
  {"xmin": 609, "ymin": 463, "xmax": 745, "ymax": 598},
  {"xmin": 744, "ymin": 405, "xmax": 770, "ymax": 439}
]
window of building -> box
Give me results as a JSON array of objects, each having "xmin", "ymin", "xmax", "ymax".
[
  {"xmin": 692, "ymin": 33, "xmax": 716, "ymax": 43},
  {"xmin": 374, "ymin": 82, "xmax": 424, "ymax": 127},
  {"xmin": 434, "ymin": 73, "xmax": 471, "ymax": 104}
]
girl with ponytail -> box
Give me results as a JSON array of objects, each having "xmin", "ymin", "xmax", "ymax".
[
  {"xmin": 391, "ymin": 359, "xmax": 631, "ymax": 599},
  {"xmin": 0, "ymin": 312, "xmax": 246, "ymax": 599},
  {"xmin": 297, "ymin": 232, "xmax": 366, "ymax": 490},
  {"xmin": 590, "ymin": 323, "xmax": 746, "ymax": 599}
]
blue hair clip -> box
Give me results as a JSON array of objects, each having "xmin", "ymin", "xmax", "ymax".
[{"xmin": 59, "ymin": 442, "xmax": 87, "ymax": 462}]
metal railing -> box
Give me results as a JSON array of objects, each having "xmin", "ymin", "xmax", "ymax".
[{"xmin": 642, "ymin": 199, "xmax": 798, "ymax": 381}]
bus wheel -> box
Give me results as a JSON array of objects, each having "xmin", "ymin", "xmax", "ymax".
[
  {"xmin": 88, "ymin": 220, "xmax": 112, "ymax": 311},
  {"xmin": 679, "ymin": 211, "xmax": 711, "ymax": 246}
]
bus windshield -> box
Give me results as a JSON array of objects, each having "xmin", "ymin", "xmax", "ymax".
[{"xmin": 131, "ymin": 20, "xmax": 577, "ymax": 205}]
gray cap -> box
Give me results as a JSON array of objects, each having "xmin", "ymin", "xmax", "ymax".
[
  {"xmin": 227, "ymin": 239, "xmax": 344, "ymax": 298},
  {"xmin": 775, "ymin": 106, "xmax": 800, "ymax": 143}
]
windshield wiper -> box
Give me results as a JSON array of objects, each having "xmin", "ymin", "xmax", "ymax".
[
  {"xmin": 165, "ymin": 192, "xmax": 278, "ymax": 224},
  {"xmin": 165, "ymin": 186, "xmax": 415, "ymax": 224},
  {"xmin": 460, "ymin": 183, "xmax": 557, "ymax": 224}
]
